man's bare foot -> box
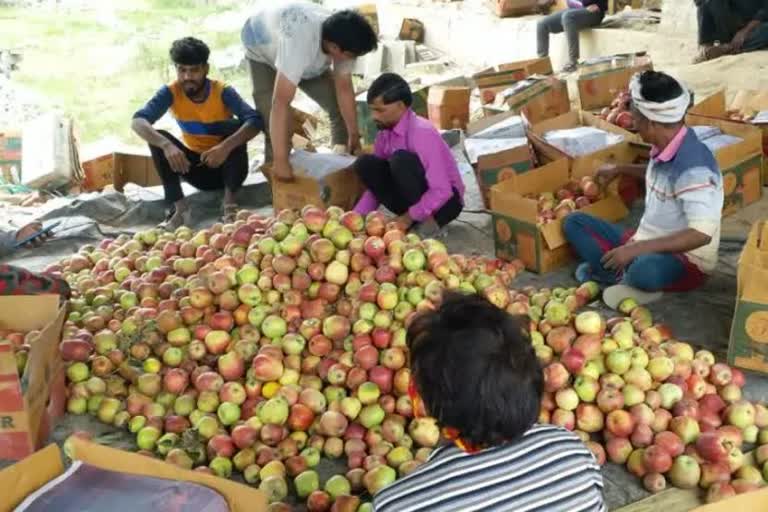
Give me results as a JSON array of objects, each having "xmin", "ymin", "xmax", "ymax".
[{"xmin": 693, "ymin": 44, "xmax": 734, "ymax": 64}]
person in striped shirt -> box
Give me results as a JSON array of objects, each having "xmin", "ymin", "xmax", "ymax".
[
  {"xmin": 132, "ymin": 37, "xmax": 264, "ymax": 228},
  {"xmin": 374, "ymin": 293, "xmax": 605, "ymax": 512}
]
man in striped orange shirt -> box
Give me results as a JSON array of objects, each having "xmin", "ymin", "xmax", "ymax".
[{"xmin": 132, "ymin": 37, "xmax": 264, "ymax": 229}]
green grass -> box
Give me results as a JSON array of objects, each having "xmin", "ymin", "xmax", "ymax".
[{"xmin": 0, "ymin": 2, "xmax": 250, "ymax": 145}]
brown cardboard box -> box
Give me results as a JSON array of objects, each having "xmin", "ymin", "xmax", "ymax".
[
  {"xmin": 528, "ymin": 110, "xmax": 641, "ymax": 162},
  {"xmin": 0, "ymin": 295, "xmax": 66, "ymax": 461},
  {"xmin": 265, "ymin": 152, "xmax": 364, "ymax": 212},
  {"xmin": 692, "ymin": 486, "xmax": 768, "ymax": 511},
  {"xmin": 689, "ymin": 89, "xmax": 768, "ymax": 184},
  {"xmin": 427, "ymin": 86, "xmax": 471, "ymax": 130},
  {"xmin": 81, "ymin": 150, "xmax": 161, "ymax": 192},
  {"xmin": 576, "ymin": 54, "xmax": 653, "ymax": 112},
  {"xmin": 686, "ymin": 113, "xmax": 763, "ymax": 216},
  {"xmin": 0, "ymin": 440, "xmax": 268, "ymax": 512},
  {"xmin": 473, "ymin": 57, "xmax": 553, "ymax": 104},
  {"xmin": 504, "ymin": 77, "xmax": 570, "ymax": 124},
  {"xmin": 399, "ymin": 18, "xmax": 425, "ymax": 42},
  {"xmin": 491, "ymin": 0, "xmax": 539, "ymax": 17},
  {"xmin": 490, "ymin": 159, "xmax": 628, "ymax": 273},
  {"xmin": 728, "ymin": 220, "xmax": 768, "ymax": 374},
  {"xmin": 474, "ymin": 141, "xmax": 535, "ymax": 209}
]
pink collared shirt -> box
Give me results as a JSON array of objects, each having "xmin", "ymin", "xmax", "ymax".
[
  {"xmin": 354, "ymin": 109, "xmax": 465, "ymax": 222},
  {"xmin": 650, "ymin": 126, "xmax": 688, "ymax": 163}
]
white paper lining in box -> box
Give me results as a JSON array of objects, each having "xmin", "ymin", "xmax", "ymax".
[
  {"xmin": 471, "ymin": 116, "xmax": 525, "ymax": 139},
  {"xmin": 289, "ymin": 150, "xmax": 356, "ymax": 180},
  {"xmin": 543, "ymin": 127, "xmax": 624, "ymax": 156},
  {"xmin": 464, "ymin": 137, "xmax": 528, "ymax": 164}
]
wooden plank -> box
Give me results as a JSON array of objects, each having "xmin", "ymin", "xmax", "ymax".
[{"xmin": 614, "ymin": 488, "xmax": 701, "ymax": 512}]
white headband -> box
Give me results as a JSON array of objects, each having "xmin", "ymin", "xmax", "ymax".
[{"xmin": 629, "ymin": 73, "xmax": 691, "ymax": 124}]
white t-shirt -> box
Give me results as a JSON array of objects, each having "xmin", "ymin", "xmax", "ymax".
[{"xmin": 241, "ymin": 1, "xmax": 355, "ymax": 85}]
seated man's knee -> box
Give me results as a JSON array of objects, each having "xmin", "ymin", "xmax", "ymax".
[
  {"xmin": 624, "ymin": 256, "xmax": 665, "ymax": 291},
  {"xmin": 562, "ymin": 211, "xmax": 589, "ymax": 236},
  {"xmin": 388, "ymin": 150, "xmax": 422, "ymax": 173},
  {"xmin": 354, "ymin": 154, "xmax": 385, "ymax": 176}
]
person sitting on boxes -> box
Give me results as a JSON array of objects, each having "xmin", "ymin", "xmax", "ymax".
[
  {"xmin": 536, "ymin": 0, "xmax": 607, "ymax": 73},
  {"xmin": 242, "ymin": 2, "xmax": 378, "ymax": 181},
  {"xmin": 563, "ymin": 70, "xmax": 724, "ymax": 309},
  {"xmin": 353, "ymin": 73, "xmax": 465, "ymax": 238},
  {"xmin": 693, "ymin": 0, "xmax": 768, "ymax": 63},
  {"xmin": 373, "ymin": 292, "xmax": 606, "ymax": 512},
  {"xmin": 132, "ymin": 37, "xmax": 264, "ymax": 229}
]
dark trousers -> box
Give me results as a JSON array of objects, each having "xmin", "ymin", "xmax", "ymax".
[
  {"xmin": 354, "ymin": 150, "xmax": 462, "ymax": 227},
  {"xmin": 148, "ymin": 130, "xmax": 248, "ymax": 204},
  {"xmin": 537, "ymin": 8, "xmax": 604, "ymax": 65},
  {"xmin": 697, "ymin": 0, "xmax": 768, "ymax": 50}
]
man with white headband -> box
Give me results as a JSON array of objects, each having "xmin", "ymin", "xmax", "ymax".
[{"xmin": 563, "ymin": 70, "xmax": 724, "ymax": 309}]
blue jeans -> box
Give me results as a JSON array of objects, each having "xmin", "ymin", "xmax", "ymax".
[{"xmin": 562, "ymin": 212, "xmax": 703, "ymax": 292}]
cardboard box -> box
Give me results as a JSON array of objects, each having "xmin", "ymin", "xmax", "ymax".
[
  {"xmin": 570, "ymin": 141, "xmax": 651, "ymax": 206},
  {"xmin": 692, "ymin": 486, "xmax": 768, "ymax": 511},
  {"xmin": 0, "ymin": 129, "xmax": 21, "ymax": 184},
  {"xmin": 21, "ymin": 114, "xmax": 83, "ymax": 189},
  {"xmin": 504, "ymin": 77, "xmax": 570, "ymax": 124},
  {"xmin": 728, "ymin": 220, "xmax": 768, "ymax": 374},
  {"xmin": 81, "ymin": 150, "xmax": 161, "ymax": 192},
  {"xmin": 0, "ymin": 440, "xmax": 268, "ymax": 512},
  {"xmin": 490, "ymin": 159, "xmax": 628, "ymax": 273},
  {"xmin": 474, "ymin": 140, "xmax": 535, "ymax": 209},
  {"xmin": 265, "ymin": 151, "xmax": 364, "ymax": 212},
  {"xmin": 491, "ymin": 0, "xmax": 539, "ymax": 17},
  {"xmin": 399, "ymin": 18, "xmax": 425, "ymax": 42},
  {"xmin": 473, "ymin": 57, "xmax": 553, "ymax": 104},
  {"xmin": 528, "ymin": 110, "xmax": 640, "ymax": 163},
  {"xmin": 427, "ymin": 86, "xmax": 471, "ymax": 130},
  {"xmin": 0, "ymin": 295, "xmax": 66, "ymax": 461},
  {"xmin": 576, "ymin": 54, "xmax": 653, "ymax": 112},
  {"xmin": 686, "ymin": 113, "xmax": 763, "ymax": 216},
  {"xmin": 689, "ymin": 89, "xmax": 768, "ymax": 184}
]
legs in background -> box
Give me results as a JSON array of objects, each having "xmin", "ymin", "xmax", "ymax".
[
  {"xmin": 248, "ymin": 59, "xmax": 278, "ymax": 165},
  {"xmin": 536, "ymin": 9, "xmax": 603, "ymax": 71},
  {"xmin": 300, "ymin": 71, "xmax": 348, "ymax": 147}
]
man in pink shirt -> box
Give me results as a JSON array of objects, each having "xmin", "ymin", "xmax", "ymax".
[{"xmin": 353, "ymin": 73, "xmax": 465, "ymax": 236}]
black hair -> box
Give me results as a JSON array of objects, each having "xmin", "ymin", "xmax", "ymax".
[
  {"xmin": 366, "ymin": 73, "xmax": 413, "ymax": 107},
  {"xmin": 407, "ymin": 292, "xmax": 542, "ymax": 446},
  {"xmin": 638, "ymin": 70, "xmax": 684, "ymax": 103},
  {"xmin": 169, "ymin": 37, "xmax": 210, "ymax": 66},
  {"xmin": 321, "ymin": 9, "xmax": 378, "ymax": 57}
]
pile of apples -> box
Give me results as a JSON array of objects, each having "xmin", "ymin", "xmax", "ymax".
[
  {"xmin": 536, "ymin": 295, "xmax": 768, "ymax": 504},
  {"xmin": 598, "ymin": 89, "xmax": 635, "ymax": 131},
  {"xmin": 0, "ymin": 329, "xmax": 35, "ymax": 378},
  {"xmin": 528, "ymin": 176, "xmax": 602, "ymax": 225},
  {"xmin": 51, "ymin": 206, "xmax": 524, "ymax": 511}
]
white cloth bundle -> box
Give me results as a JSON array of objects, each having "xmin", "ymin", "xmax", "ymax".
[{"xmin": 629, "ymin": 73, "xmax": 691, "ymax": 123}]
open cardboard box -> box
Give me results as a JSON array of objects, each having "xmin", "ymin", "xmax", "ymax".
[
  {"xmin": 473, "ymin": 57, "xmax": 553, "ymax": 103},
  {"xmin": 0, "ymin": 440, "xmax": 268, "ymax": 512},
  {"xmin": 686, "ymin": 113, "xmax": 763, "ymax": 216},
  {"xmin": 490, "ymin": 0, "xmax": 540, "ymax": 18},
  {"xmin": 576, "ymin": 54, "xmax": 652, "ymax": 111},
  {"xmin": 81, "ymin": 150, "xmax": 161, "ymax": 192},
  {"xmin": 0, "ymin": 295, "xmax": 66, "ymax": 461},
  {"xmin": 528, "ymin": 110, "xmax": 641, "ymax": 163},
  {"xmin": 728, "ymin": 220, "xmax": 768, "ymax": 374},
  {"xmin": 689, "ymin": 89, "xmax": 768, "ymax": 184},
  {"xmin": 489, "ymin": 158, "xmax": 628, "ymax": 273},
  {"xmin": 263, "ymin": 152, "xmax": 364, "ymax": 212}
]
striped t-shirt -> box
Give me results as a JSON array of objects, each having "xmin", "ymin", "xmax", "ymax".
[{"xmin": 373, "ymin": 424, "xmax": 605, "ymax": 512}]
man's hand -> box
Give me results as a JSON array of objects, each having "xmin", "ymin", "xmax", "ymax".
[
  {"xmin": 16, "ymin": 222, "xmax": 48, "ymax": 248},
  {"xmin": 595, "ymin": 163, "xmax": 619, "ymax": 185},
  {"xmin": 601, "ymin": 244, "xmax": 638, "ymax": 271},
  {"xmin": 731, "ymin": 27, "xmax": 751, "ymax": 51},
  {"xmin": 163, "ymin": 143, "xmax": 190, "ymax": 174},
  {"xmin": 347, "ymin": 133, "xmax": 362, "ymax": 156},
  {"xmin": 586, "ymin": 4, "xmax": 600, "ymax": 12},
  {"xmin": 393, "ymin": 213, "xmax": 414, "ymax": 231},
  {"xmin": 272, "ymin": 160, "xmax": 295, "ymax": 182},
  {"xmin": 201, "ymin": 144, "xmax": 231, "ymax": 169}
]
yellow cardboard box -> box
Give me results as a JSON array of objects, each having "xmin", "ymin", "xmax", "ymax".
[
  {"xmin": 528, "ymin": 110, "xmax": 641, "ymax": 163},
  {"xmin": 474, "ymin": 57, "xmax": 554, "ymax": 104},
  {"xmin": 490, "ymin": 158, "xmax": 628, "ymax": 273},
  {"xmin": 689, "ymin": 89, "xmax": 768, "ymax": 184},
  {"xmin": 686, "ymin": 113, "xmax": 763, "ymax": 216},
  {"xmin": 0, "ymin": 441, "xmax": 268, "ymax": 512},
  {"xmin": 0, "ymin": 295, "xmax": 66, "ymax": 461},
  {"xmin": 577, "ymin": 54, "xmax": 653, "ymax": 112}
]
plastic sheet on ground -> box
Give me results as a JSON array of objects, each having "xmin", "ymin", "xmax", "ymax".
[{"xmin": 14, "ymin": 461, "xmax": 229, "ymax": 512}]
